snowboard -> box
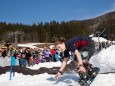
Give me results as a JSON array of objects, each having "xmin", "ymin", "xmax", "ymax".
[{"xmin": 78, "ymin": 67, "xmax": 100, "ymax": 86}]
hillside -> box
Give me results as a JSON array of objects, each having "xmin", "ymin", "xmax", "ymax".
[{"xmin": 68, "ymin": 11, "xmax": 115, "ymax": 39}]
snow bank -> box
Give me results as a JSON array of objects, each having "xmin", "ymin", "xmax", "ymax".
[
  {"xmin": 27, "ymin": 61, "xmax": 62, "ymax": 70},
  {"xmin": 0, "ymin": 72, "xmax": 80, "ymax": 86},
  {"xmin": 90, "ymin": 45, "xmax": 115, "ymax": 73},
  {"xmin": 92, "ymin": 37, "xmax": 107, "ymax": 42},
  {"xmin": 17, "ymin": 44, "xmax": 38, "ymax": 49}
]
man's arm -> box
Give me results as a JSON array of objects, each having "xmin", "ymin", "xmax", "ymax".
[
  {"xmin": 74, "ymin": 49, "xmax": 83, "ymax": 65},
  {"xmin": 55, "ymin": 57, "xmax": 69, "ymax": 80},
  {"xmin": 74, "ymin": 49, "xmax": 86, "ymax": 72},
  {"xmin": 59, "ymin": 57, "xmax": 69, "ymax": 72}
]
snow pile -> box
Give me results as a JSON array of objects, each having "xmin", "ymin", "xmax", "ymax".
[
  {"xmin": 17, "ymin": 44, "xmax": 38, "ymax": 49},
  {"xmin": 17, "ymin": 43, "xmax": 54, "ymax": 49},
  {"xmin": 90, "ymin": 45, "xmax": 115, "ymax": 73},
  {"xmin": 92, "ymin": 37, "xmax": 107, "ymax": 42},
  {"xmin": 27, "ymin": 61, "xmax": 61, "ymax": 70}
]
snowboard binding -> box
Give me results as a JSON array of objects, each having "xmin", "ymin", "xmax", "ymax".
[{"xmin": 78, "ymin": 62, "xmax": 100, "ymax": 86}]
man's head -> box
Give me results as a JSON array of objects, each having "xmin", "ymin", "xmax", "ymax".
[{"xmin": 55, "ymin": 37, "xmax": 66, "ymax": 52}]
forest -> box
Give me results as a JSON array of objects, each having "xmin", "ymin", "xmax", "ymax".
[{"xmin": 0, "ymin": 11, "xmax": 115, "ymax": 43}]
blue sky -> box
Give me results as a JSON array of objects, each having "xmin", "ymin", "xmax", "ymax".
[{"xmin": 0, "ymin": 0, "xmax": 115, "ymax": 25}]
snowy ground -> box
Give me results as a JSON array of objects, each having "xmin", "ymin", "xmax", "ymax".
[
  {"xmin": 0, "ymin": 72, "xmax": 115, "ymax": 86},
  {"xmin": 0, "ymin": 37, "xmax": 115, "ymax": 86},
  {"xmin": 0, "ymin": 45, "xmax": 115, "ymax": 86}
]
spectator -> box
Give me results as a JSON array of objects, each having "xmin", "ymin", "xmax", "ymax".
[
  {"xmin": 43, "ymin": 47, "xmax": 47, "ymax": 54},
  {"xmin": 35, "ymin": 52, "xmax": 45, "ymax": 64},
  {"xmin": 1, "ymin": 46, "xmax": 7, "ymax": 58},
  {"xmin": 50, "ymin": 47, "xmax": 55, "ymax": 61},
  {"xmin": 39, "ymin": 52, "xmax": 45, "ymax": 63},
  {"xmin": 32, "ymin": 48, "xmax": 39, "ymax": 59},
  {"xmin": 29, "ymin": 56, "xmax": 35, "ymax": 66},
  {"xmin": 43, "ymin": 48, "xmax": 51, "ymax": 62},
  {"xmin": 25, "ymin": 48, "xmax": 31, "ymax": 66},
  {"xmin": 20, "ymin": 53, "xmax": 27, "ymax": 67},
  {"xmin": 34, "ymin": 55, "xmax": 40, "ymax": 64},
  {"xmin": 7, "ymin": 44, "xmax": 16, "ymax": 66},
  {"xmin": 54, "ymin": 49, "xmax": 60, "ymax": 62},
  {"xmin": 0, "ymin": 50, "xmax": 2, "ymax": 57}
]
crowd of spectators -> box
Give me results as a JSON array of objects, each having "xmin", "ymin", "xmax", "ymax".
[
  {"xmin": 0, "ymin": 42, "xmax": 61, "ymax": 67},
  {"xmin": 94, "ymin": 40, "xmax": 115, "ymax": 52},
  {"xmin": 0, "ymin": 40, "xmax": 115, "ymax": 67}
]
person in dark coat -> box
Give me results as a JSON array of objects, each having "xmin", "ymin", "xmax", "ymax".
[{"xmin": 54, "ymin": 36, "xmax": 95, "ymax": 82}]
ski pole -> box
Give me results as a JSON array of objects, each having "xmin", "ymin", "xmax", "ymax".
[{"xmin": 10, "ymin": 56, "xmax": 12, "ymax": 80}]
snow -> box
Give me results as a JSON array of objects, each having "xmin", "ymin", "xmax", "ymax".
[
  {"xmin": 90, "ymin": 73, "xmax": 115, "ymax": 86},
  {"xmin": 0, "ymin": 72, "xmax": 80, "ymax": 86},
  {"xmin": 89, "ymin": 34, "xmax": 94, "ymax": 37},
  {"xmin": 27, "ymin": 62, "xmax": 62, "ymax": 70},
  {"xmin": 91, "ymin": 37, "xmax": 107, "ymax": 42},
  {"xmin": 0, "ymin": 37, "xmax": 115, "ymax": 86},
  {"xmin": 17, "ymin": 43, "xmax": 38, "ymax": 49},
  {"xmin": 90, "ymin": 45, "xmax": 115, "ymax": 73}
]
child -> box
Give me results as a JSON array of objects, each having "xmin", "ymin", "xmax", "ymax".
[
  {"xmin": 54, "ymin": 36, "xmax": 95, "ymax": 82},
  {"xmin": 20, "ymin": 53, "xmax": 27, "ymax": 67}
]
